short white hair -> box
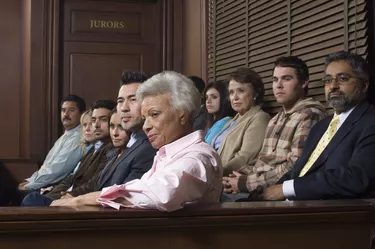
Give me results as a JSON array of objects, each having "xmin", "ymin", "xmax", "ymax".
[{"xmin": 136, "ymin": 71, "xmax": 201, "ymax": 121}]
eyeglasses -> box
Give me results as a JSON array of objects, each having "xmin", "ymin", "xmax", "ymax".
[{"xmin": 321, "ymin": 74, "xmax": 357, "ymax": 86}]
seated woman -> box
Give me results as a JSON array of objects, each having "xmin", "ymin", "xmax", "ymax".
[
  {"xmin": 212, "ymin": 68, "xmax": 270, "ymax": 176},
  {"xmin": 204, "ymin": 80, "xmax": 235, "ymax": 145},
  {"xmin": 80, "ymin": 110, "xmax": 95, "ymax": 154},
  {"xmin": 51, "ymin": 71, "xmax": 223, "ymax": 212}
]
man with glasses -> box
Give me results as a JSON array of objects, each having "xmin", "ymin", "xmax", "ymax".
[{"xmin": 250, "ymin": 51, "xmax": 375, "ymax": 201}]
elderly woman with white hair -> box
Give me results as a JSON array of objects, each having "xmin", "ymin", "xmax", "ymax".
[{"xmin": 51, "ymin": 71, "xmax": 223, "ymax": 212}]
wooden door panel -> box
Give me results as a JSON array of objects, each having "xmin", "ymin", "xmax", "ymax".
[
  {"xmin": 64, "ymin": 42, "xmax": 155, "ymax": 106},
  {"xmin": 64, "ymin": 0, "xmax": 159, "ymax": 44}
]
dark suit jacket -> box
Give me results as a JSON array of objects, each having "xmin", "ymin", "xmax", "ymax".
[
  {"xmin": 0, "ymin": 161, "xmax": 19, "ymax": 205},
  {"xmin": 46, "ymin": 140, "xmax": 113, "ymax": 199},
  {"xmin": 193, "ymin": 106, "xmax": 207, "ymax": 131},
  {"xmin": 278, "ymin": 101, "xmax": 375, "ymax": 200},
  {"xmin": 96, "ymin": 131, "xmax": 157, "ymax": 190}
]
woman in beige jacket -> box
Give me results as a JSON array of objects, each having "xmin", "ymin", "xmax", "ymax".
[{"xmin": 211, "ymin": 68, "xmax": 270, "ymax": 176}]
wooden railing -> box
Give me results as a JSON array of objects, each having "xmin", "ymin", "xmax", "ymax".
[{"xmin": 0, "ymin": 199, "xmax": 374, "ymax": 249}]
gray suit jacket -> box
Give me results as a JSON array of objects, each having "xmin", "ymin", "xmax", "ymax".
[{"xmin": 96, "ymin": 131, "xmax": 157, "ymax": 190}]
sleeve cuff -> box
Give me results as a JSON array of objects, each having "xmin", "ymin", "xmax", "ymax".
[
  {"xmin": 238, "ymin": 175, "xmax": 249, "ymax": 193},
  {"xmin": 282, "ymin": 180, "xmax": 296, "ymax": 198}
]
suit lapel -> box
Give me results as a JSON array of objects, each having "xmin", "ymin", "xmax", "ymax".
[
  {"xmin": 98, "ymin": 132, "xmax": 147, "ymax": 188},
  {"xmin": 73, "ymin": 146, "xmax": 96, "ymax": 179},
  {"xmin": 291, "ymin": 118, "xmax": 330, "ymax": 178},
  {"xmin": 305, "ymin": 102, "xmax": 369, "ymax": 175},
  {"xmin": 74, "ymin": 140, "xmax": 110, "ymax": 181}
]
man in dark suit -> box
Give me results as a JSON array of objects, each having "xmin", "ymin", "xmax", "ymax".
[
  {"xmin": 190, "ymin": 76, "xmax": 208, "ymax": 131},
  {"xmin": 258, "ymin": 51, "xmax": 375, "ymax": 201},
  {"xmin": 95, "ymin": 70, "xmax": 157, "ymax": 190}
]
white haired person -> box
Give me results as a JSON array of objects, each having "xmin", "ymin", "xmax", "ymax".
[{"xmin": 51, "ymin": 71, "xmax": 223, "ymax": 212}]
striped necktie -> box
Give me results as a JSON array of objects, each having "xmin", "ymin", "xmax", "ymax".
[{"xmin": 299, "ymin": 115, "xmax": 340, "ymax": 177}]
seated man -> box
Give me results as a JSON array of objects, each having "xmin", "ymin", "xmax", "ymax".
[
  {"xmin": 222, "ymin": 56, "xmax": 327, "ymax": 201},
  {"xmin": 51, "ymin": 71, "xmax": 223, "ymax": 212},
  {"xmin": 21, "ymin": 100, "xmax": 116, "ymax": 205},
  {"xmin": 190, "ymin": 76, "xmax": 208, "ymax": 131},
  {"xmin": 96, "ymin": 70, "xmax": 157, "ymax": 189},
  {"xmin": 18, "ymin": 95, "xmax": 86, "ymax": 191},
  {"xmin": 253, "ymin": 51, "xmax": 375, "ymax": 201}
]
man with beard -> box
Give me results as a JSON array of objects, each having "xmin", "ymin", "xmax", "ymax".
[
  {"xmin": 251, "ymin": 51, "xmax": 375, "ymax": 201},
  {"xmin": 18, "ymin": 95, "xmax": 85, "ymax": 191}
]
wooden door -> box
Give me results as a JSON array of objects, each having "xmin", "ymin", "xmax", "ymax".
[{"xmin": 62, "ymin": 0, "xmax": 162, "ymax": 106}]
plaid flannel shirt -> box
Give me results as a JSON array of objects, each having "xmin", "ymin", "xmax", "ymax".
[{"xmin": 237, "ymin": 98, "xmax": 327, "ymax": 192}]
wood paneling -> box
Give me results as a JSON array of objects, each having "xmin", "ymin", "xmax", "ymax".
[
  {"xmin": 63, "ymin": 42, "xmax": 155, "ymax": 106},
  {"xmin": 182, "ymin": 0, "xmax": 207, "ymax": 79},
  {"xmin": 0, "ymin": 0, "xmax": 23, "ymax": 158},
  {"xmin": 0, "ymin": 0, "xmax": 182, "ymax": 184}
]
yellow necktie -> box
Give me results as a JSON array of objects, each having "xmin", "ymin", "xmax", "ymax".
[{"xmin": 299, "ymin": 115, "xmax": 340, "ymax": 177}]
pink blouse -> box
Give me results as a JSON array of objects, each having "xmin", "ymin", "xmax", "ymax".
[{"xmin": 97, "ymin": 131, "xmax": 223, "ymax": 212}]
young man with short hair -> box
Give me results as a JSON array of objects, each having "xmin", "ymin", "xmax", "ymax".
[{"xmin": 222, "ymin": 56, "xmax": 327, "ymax": 201}]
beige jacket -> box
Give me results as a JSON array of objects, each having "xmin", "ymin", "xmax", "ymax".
[{"xmin": 212, "ymin": 105, "xmax": 270, "ymax": 176}]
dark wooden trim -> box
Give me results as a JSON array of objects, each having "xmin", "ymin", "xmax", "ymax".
[
  {"xmin": 161, "ymin": 0, "xmax": 182, "ymax": 72},
  {"xmin": 47, "ymin": 0, "xmax": 62, "ymax": 150},
  {"xmin": 201, "ymin": 0, "xmax": 208, "ymax": 82},
  {"xmin": 20, "ymin": 0, "xmax": 31, "ymax": 159},
  {"xmin": 212, "ymin": 0, "xmax": 216, "ymax": 81},
  {"xmin": 0, "ymin": 199, "xmax": 374, "ymax": 225},
  {"xmin": 366, "ymin": 0, "xmax": 375, "ymax": 106},
  {"xmin": 162, "ymin": 0, "xmax": 171, "ymax": 69},
  {"xmin": 172, "ymin": 0, "xmax": 182, "ymax": 72},
  {"xmin": 1, "ymin": 158, "xmax": 39, "ymax": 183},
  {"xmin": 287, "ymin": 0, "xmax": 291, "ymax": 55},
  {"xmin": 344, "ymin": 0, "xmax": 349, "ymax": 51},
  {"xmin": 245, "ymin": 0, "xmax": 249, "ymax": 67},
  {"xmin": 20, "ymin": 0, "xmax": 62, "ymax": 162}
]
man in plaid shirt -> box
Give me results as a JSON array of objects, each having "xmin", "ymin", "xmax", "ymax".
[{"xmin": 222, "ymin": 56, "xmax": 327, "ymax": 201}]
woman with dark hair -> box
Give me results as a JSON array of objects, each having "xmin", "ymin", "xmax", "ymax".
[
  {"xmin": 204, "ymin": 80, "xmax": 236, "ymax": 145},
  {"xmin": 211, "ymin": 68, "xmax": 270, "ymax": 176}
]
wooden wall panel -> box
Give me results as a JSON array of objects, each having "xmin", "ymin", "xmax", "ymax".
[
  {"xmin": 182, "ymin": 0, "xmax": 207, "ymax": 80},
  {"xmin": 64, "ymin": 42, "xmax": 155, "ymax": 105},
  {"xmin": 0, "ymin": 0, "xmax": 23, "ymax": 158}
]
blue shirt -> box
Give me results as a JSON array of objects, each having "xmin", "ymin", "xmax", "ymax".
[
  {"xmin": 214, "ymin": 121, "xmax": 237, "ymax": 151},
  {"xmin": 205, "ymin": 117, "xmax": 232, "ymax": 145}
]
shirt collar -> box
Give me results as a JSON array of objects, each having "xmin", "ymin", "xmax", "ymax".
[
  {"xmin": 94, "ymin": 141, "xmax": 104, "ymax": 152},
  {"xmin": 65, "ymin": 125, "xmax": 80, "ymax": 135},
  {"xmin": 160, "ymin": 131, "xmax": 203, "ymax": 160},
  {"xmin": 335, "ymin": 106, "xmax": 355, "ymax": 126}
]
